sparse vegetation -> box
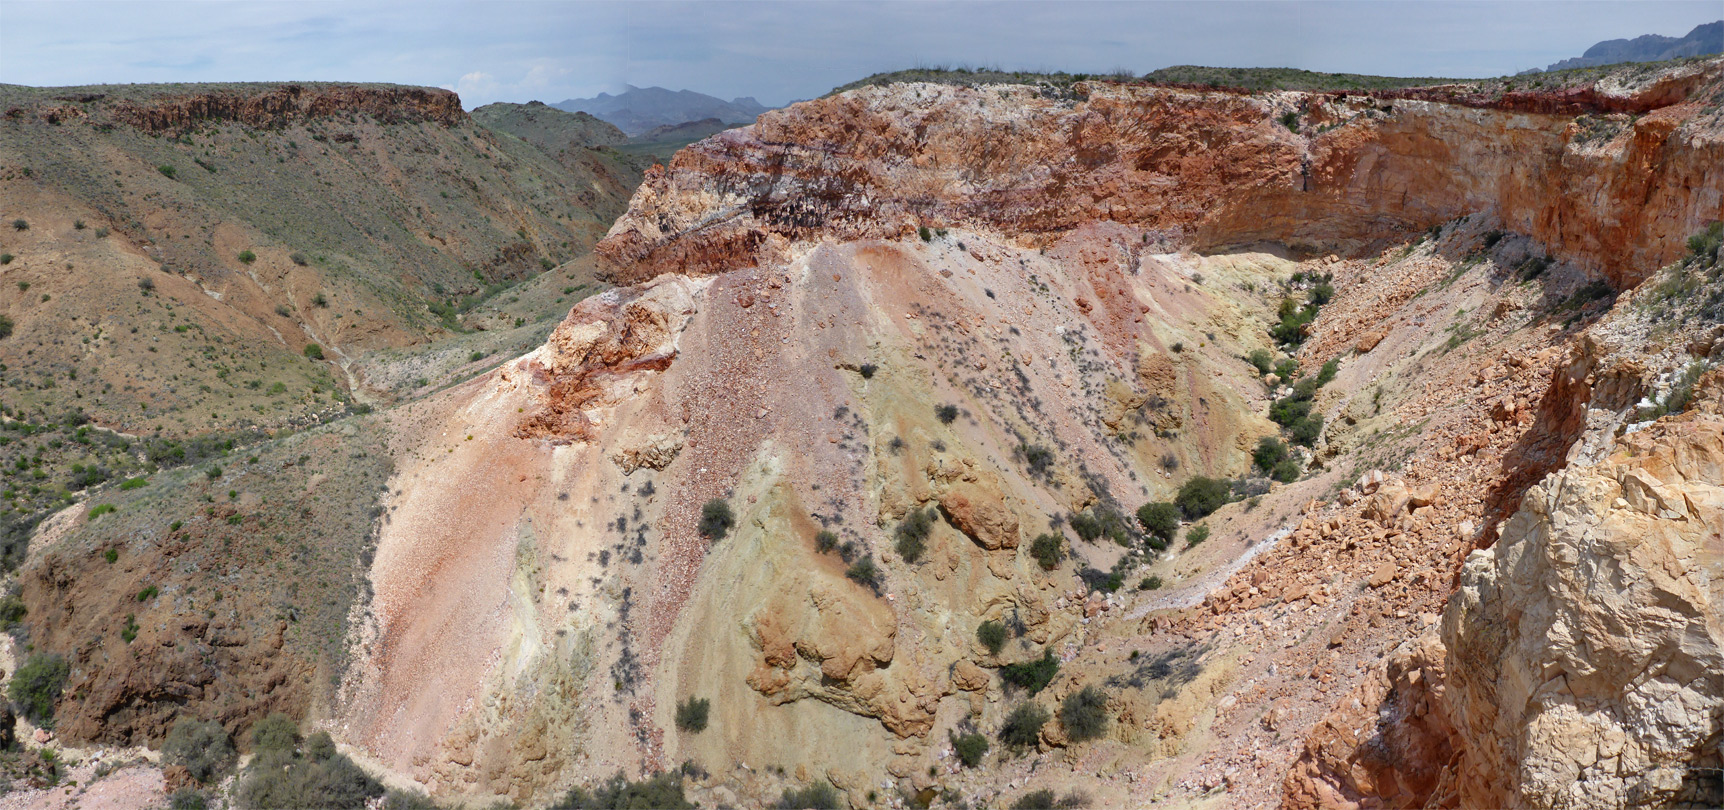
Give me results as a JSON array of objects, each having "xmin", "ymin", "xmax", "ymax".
[
  {"xmin": 846, "ymin": 556, "xmax": 880, "ymax": 589},
  {"xmin": 895, "ymin": 506, "xmax": 935, "ymax": 563},
  {"xmin": 858, "ymin": 362, "xmax": 877, "ymax": 379},
  {"xmin": 952, "ymin": 731, "xmax": 990, "ymax": 767},
  {"xmin": 9, "ymin": 653, "xmax": 69, "ymax": 727},
  {"xmin": 935, "ymin": 403, "xmax": 959, "ymax": 424},
  {"xmin": 674, "ymin": 697, "xmax": 710, "ymax": 733},
  {"xmin": 1247, "ymin": 348, "xmax": 1274, "ymax": 375},
  {"xmin": 552, "ymin": 772, "xmax": 692, "ymax": 809},
  {"xmin": 163, "ymin": 717, "xmax": 238, "ymax": 784},
  {"xmin": 1138, "ymin": 576, "xmax": 1162, "ymax": 591},
  {"xmin": 774, "ymin": 781, "xmax": 841, "ymax": 810},
  {"xmin": 698, "ymin": 498, "xmax": 734, "ymax": 540},
  {"xmin": 1000, "ymin": 650, "xmax": 1059, "ymax": 694},
  {"xmin": 1060, "ymin": 685, "xmax": 1109, "ymax": 742},
  {"xmin": 1185, "ymin": 524, "xmax": 1210, "ymax": 548},
  {"xmin": 977, "ymin": 620, "xmax": 1008, "ymax": 655},
  {"xmin": 999, "ymin": 701, "xmax": 1050, "ymax": 750},
  {"xmin": 815, "ymin": 529, "xmax": 838, "ymax": 554},
  {"xmin": 1029, "ymin": 532, "xmax": 1063, "ymax": 570},
  {"xmin": 1017, "ymin": 442, "xmax": 1055, "ymax": 479},
  {"xmin": 236, "ymin": 719, "xmax": 383, "ymax": 810}
]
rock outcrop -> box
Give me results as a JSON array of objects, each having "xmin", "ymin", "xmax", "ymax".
[
  {"xmin": 1441, "ymin": 406, "xmax": 1724, "ymax": 808},
  {"xmin": 112, "ymin": 83, "xmax": 466, "ymax": 132}
]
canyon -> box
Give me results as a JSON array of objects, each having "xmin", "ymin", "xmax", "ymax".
[{"xmin": 3, "ymin": 57, "xmax": 1723, "ymax": 809}]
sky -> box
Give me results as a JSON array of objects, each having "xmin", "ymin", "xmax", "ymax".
[{"xmin": 1, "ymin": 1, "xmax": 1720, "ymax": 108}]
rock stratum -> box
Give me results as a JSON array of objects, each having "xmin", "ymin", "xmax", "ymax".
[{"xmin": 10, "ymin": 59, "xmax": 1724, "ymax": 809}]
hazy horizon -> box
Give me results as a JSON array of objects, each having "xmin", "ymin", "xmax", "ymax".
[{"xmin": 1, "ymin": 1, "xmax": 1720, "ymax": 109}]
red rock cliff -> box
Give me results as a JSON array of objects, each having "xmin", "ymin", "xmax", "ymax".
[{"xmin": 111, "ymin": 83, "xmax": 466, "ymax": 132}]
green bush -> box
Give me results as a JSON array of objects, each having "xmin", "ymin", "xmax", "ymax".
[
  {"xmin": 935, "ymin": 404, "xmax": 959, "ymax": 424},
  {"xmin": 313, "ymin": 292, "xmax": 329, "ymax": 308},
  {"xmin": 158, "ymin": 165, "xmax": 177, "ymax": 179},
  {"xmin": 1136, "ymin": 502, "xmax": 1178, "ymax": 543},
  {"xmin": 1185, "ymin": 524, "xmax": 1210, "ymax": 548},
  {"xmin": 250, "ymin": 712, "xmax": 300, "ymax": 753},
  {"xmin": 977, "ymin": 620, "xmax": 1007, "ymax": 656},
  {"xmin": 1308, "ymin": 282, "xmax": 1335, "ymax": 306},
  {"xmin": 163, "ymin": 717, "xmax": 237, "ymax": 783},
  {"xmin": 289, "ymin": 252, "xmax": 309, "ymax": 266},
  {"xmin": 1246, "ymin": 349, "xmax": 1274, "ymax": 375},
  {"xmin": 1253, "ymin": 437, "xmax": 1289, "ymax": 473},
  {"xmin": 383, "ymin": 790, "xmax": 439, "ymax": 810},
  {"xmin": 236, "ymin": 250, "xmax": 256, "ymax": 264},
  {"xmin": 0, "ymin": 315, "xmax": 11, "ymax": 340},
  {"xmin": 674, "ymin": 697, "xmax": 709, "ymax": 733},
  {"xmin": 169, "ymin": 788, "xmax": 209, "ymax": 810},
  {"xmin": 1316, "ymin": 358, "xmax": 1340, "ymax": 386},
  {"xmin": 1137, "ymin": 576, "xmax": 1162, "ymax": 591},
  {"xmin": 1060, "ymin": 685, "xmax": 1109, "ymax": 742},
  {"xmin": 845, "ymin": 556, "xmax": 879, "ymax": 589},
  {"xmin": 1029, "ymin": 532, "xmax": 1062, "ymax": 570},
  {"xmin": 1175, "ymin": 476, "xmax": 1231, "ymax": 520},
  {"xmin": 10, "ymin": 219, "xmax": 26, "ymax": 231},
  {"xmin": 1000, "ymin": 650, "xmax": 1059, "ymax": 694},
  {"xmin": 1010, "ymin": 789, "xmax": 1086, "ymax": 810},
  {"xmin": 235, "ymin": 730, "xmax": 383, "ymax": 810},
  {"xmin": 918, "ymin": 226, "xmax": 932, "ymax": 242},
  {"xmin": 553, "ymin": 772, "xmax": 692, "ymax": 810},
  {"xmin": 814, "ymin": 529, "xmax": 838, "ymax": 554},
  {"xmin": 119, "ymin": 476, "xmax": 149, "ymax": 490},
  {"xmin": 9, "ymin": 654, "xmax": 68, "ymax": 727},
  {"xmin": 1687, "ymin": 222, "xmax": 1722, "ymax": 262},
  {"xmin": 1290, "ymin": 414, "xmax": 1324, "ymax": 446},
  {"xmin": 0, "ymin": 594, "xmax": 25, "ymax": 629},
  {"xmin": 1069, "ymin": 506, "xmax": 1130, "ymax": 545},
  {"xmin": 1271, "ymin": 458, "xmax": 1302, "ymax": 483},
  {"xmin": 137, "ymin": 585, "xmax": 158, "ymax": 601},
  {"xmin": 774, "ymin": 781, "xmax": 841, "ymax": 809},
  {"xmin": 0, "ymin": 254, "xmax": 11, "ymax": 266},
  {"xmin": 952, "ymin": 731, "xmax": 989, "ymax": 767},
  {"xmin": 88, "ymin": 503, "xmax": 116, "ymax": 519},
  {"xmin": 1279, "ymin": 111, "xmax": 1299, "ymax": 132},
  {"xmin": 303, "ymin": 343, "xmax": 324, "ymax": 360},
  {"xmin": 698, "ymin": 498, "xmax": 734, "ymax": 540},
  {"xmin": 896, "ymin": 507, "xmax": 934, "ymax": 563},
  {"xmin": 998, "ymin": 701, "xmax": 1049, "ymax": 750}
]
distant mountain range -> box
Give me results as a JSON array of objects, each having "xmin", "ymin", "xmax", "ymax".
[
  {"xmin": 553, "ymin": 85, "xmax": 770, "ymax": 137},
  {"xmin": 1543, "ymin": 20, "xmax": 1721, "ymax": 72}
]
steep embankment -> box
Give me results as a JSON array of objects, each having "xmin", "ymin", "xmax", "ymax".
[{"xmin": 324, "ymin": 60, "xmax": 1724, "ymax": 809}]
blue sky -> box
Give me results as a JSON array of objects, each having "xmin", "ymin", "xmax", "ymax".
[{"xmin": 1, "ymin": 1, "xmax": 1719, "ymax": 108}]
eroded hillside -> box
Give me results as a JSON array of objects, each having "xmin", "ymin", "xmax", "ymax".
[{"xmin": 6, "ymin": 59, "xmax": 1724, "ymax": 810}]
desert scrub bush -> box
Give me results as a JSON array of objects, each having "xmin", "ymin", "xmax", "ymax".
[
  {"xmin": 10, "ymin": 219, "xmax": 26, "ymax": 231},
  {"xmin": 163, "ymin": 717, "xmax": 237, "ymax": 783},
  {"xmin": 1280, "ymin": 111, "xmax": 1299, "ymax": 132},
  {"xmin": 289, "ymin": 252, "xmax": 309, "ymax": 266},
  {"xmin": 169, "ymin": 788, "xmax": 209, "ymax": 810},
  {"xmin": 814, "ymin": 529, "xmax": 838, "ymax": 554},
  {"xmin": 119, "ymin": 475, "xmax": 149, "ymax": 490},
  {"xmin": 251, "ymin": 712, "xmax": 300, "ymax": 752},
  {"xmin": 137, "ymin": 584, "xmax": 159, "ymax": 601},
  {"xmin": 1289, "ymin": 413, "xmax": 1324, "ymax": 447},
  {"xmin": 1060, "ymin": 685, "xmax": 1109, "ymax": 742},
  {"xmin": 977, "ymin": 620, "xmax": 1007, "ymax": 655},
  {"xmin": 1175, "ymin": 476, "xmax": 1231, "ymax": 519},
  {"xmin": 553, "ymin": 771, "xmax": 692, "ymax": 810},
  {"xmin": 1253, "ymin": 436, "xmax": 1289, "ymax": 473},
  {"xmin": 1316, "ymin": 357, "xmax": 1339, "ymax": 386},
  {"xmin": 236, "ymin": 250, "xmax": 256, "ymax": 264},
  {"xmin": 845, "ymin": 556, "xmax": 880, "ymax": 589},
  {"xmin": 1138, "ymin": 575, "xmax": 1162, "ymax": 591},
  {"xmin": 774, "ymin": 781, "xmax": 841, "ymax": 809},
  {"xmin": 1000, "ymin": 650, "xmax": 1059, "ymax": 694},
  {"xmin": 157, "ymin": 165, "xmax": 177, "ymax": 179},
  {"xmin": 674, "ymin": 696, "xmax": 709, "ymax": 733},
  {"xmin": 87, "ymin": 503, "xmax": 116, "ymax": 519},
  {"xmin": 0, "ymin": 254, "xmax": 11, "ymax": 265},
  {"xmin": 935, "ymin": 403, "xmax": 959, "ymax": 424},
  {"xmin": 918, "ymin": 226, "xmax": 933, "ymax": 242},
  {"xmin": 896, "ymin": 506, "xmax": 935, "ymax": 563},
  {"xmin": 1016, "ymin": 442, "xmax": 1054, "ymax": 479},
  {"xmin": 1185, "ymin": 524, "xmax": 1210, "ymax": 548},
  {"xmin": 998, "ymin": 701, "xmax": 1049, "ymax": 750},
  {"xmin": 1246, "ymin": 348, "xmax": 1275, "ymax": 375},
  {"xmin": 235, "ymin": 729, "xmax": 383, "ymax": 810},
  {"xmin": 1135, "ymin": 502, "xmax": 1178, "ymax": 546},
  {"xmin": 303, "ymin": 343, "xmax": 324, "ymax": 360},
  {"xmin": 9, "ymin": 653, "xmax": 68, "ymax": 727},
  {"xmin": 952, "ymin": 731, "xmax": 989, "ymax": 767},
  {"xmin": 1687, "ymin": 221, "xmax": 1722, "ymax": 263},
  {"xmin": 382, "ymin": 790, "xmax": 439, "ymax": 810},
  {"xmin": 1272, "ymin": 458, "xmax": 1302, "ymax": 483},
  {"xmin": 313, "ymin": 292, "xmax": 329, "ymax": 308},
  {"xmin": 858, "ymin": 362, "xmax": 877, "ymax": 379},
  {"xmin": 1029, "ymin": 532, "xmax": 1063, "ymax": 570},
  {"xmin": 698, "ymin": 498, "xmax": 734, "ymax": 540},
  {"xmin": 0, "ymin": 592, "xmax": 25, "ymax": 629},
  {"xmin": 1010, "ymin": 789, "xmax": 1087, "ymax": 809},
  {"xmin": 122, "ymin": 613, "xmax": 138, "ymax": 643},
  {"xmin": 1069, "ymin": 505, "xmax": 1131, "ymax": 545}
]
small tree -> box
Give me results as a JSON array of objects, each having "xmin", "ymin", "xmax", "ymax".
[
  {"xmin": 1175, "ymin": 477, "xmax": 1231, "ymax": 520},
  {"xmin": 1059, "ymin": 685, "xmax": 1109, "ymax": 742},
  {"xmin": 1253, "ymin": 437, "xmax": 1289, "ymax": 473},
  {"xmin": 976, "ymin": 620, "xmax": 1007, "ymax": 656},
  {"xmin": 698, "ymin": 499, "xmax": 733, "ymax": 540},
  {"xmin": 674, "ymin": 697, "xmax": 709, "ymax": 733},
  {"xmin": 1136, "ymin": 502, "xmax": 1179, "ymax": 545}
]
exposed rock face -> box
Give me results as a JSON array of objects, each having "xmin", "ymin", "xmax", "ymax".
[
  {"xmin": 1441, "ymin": 409, "xmax": 1724, "ymax": 808},
  {"xmin": 112, "ymin": 83, "xmax": 465, "ymax": 133},
  {"xmin": 601, "ymin": 64, "xmax": 1724, "ymax": 288}
]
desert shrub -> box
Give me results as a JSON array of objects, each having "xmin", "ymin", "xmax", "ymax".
[
  {"xmin": 1060, "ymin": 685, "xmax": 1109, "ymax": 742},
  {"xmin": 846, "ymin": 556, "xmax": 879, "ymax": 589},
  {"xmin": 918, "ymin": 226, "xmax": 932, "ymax": 242},
  {"xmin": 9, "ymin": 654, "xmax": 68, "ymax": 726},
  {"xmin": 0, "ymin": 254, "xmax": 11, "ymax": 265},
  {"xmin": 1270, "ymin": 297, "xmax": 1317, "ymax": 346},
  {"xmin": 1069, "ymin": 506, "xmax": 1130, "ymax": 545},
  {"xmin": 469, "ymin": 351, "xmax": 485, "ymax": 363},
  {"xmin": 1137, "ymin": 576, "xmax": 1162, "ymax": 591},
  {"xmin": 952, "ymin": 731, "xmax": 989, "ymax": 767},
  {"xmin": 977, "ymin": 620, "xmax": 1007, "ymax": 656},
  {"xmin": 814, "ymin": 529, "xmax": 838, "ymax": 554},
  {"xmin": 1159, "ymin": 452, "xmax": 1178, "ymax": 471},
  {"xmin": 236, "ymin": 250, "xmax": 255, "ymax": 264},
  {"xmin": 1308, "ymin": 282, "xmax": 1335, "ymax": 306},
  {"xmin": 383, "ymin": 790, "xmax": 440, "ymax": 810},
  {"xmin": 137, "ymin": 585, "xmax": 158, "ymax": 601},
  {"xmin": 998, "ymin": 701, "xmax": 1049, "ymax": 750},
  {"xmin": 1272, "ymin": 458, "xmax": 1302, "ymax": 483},
  {"xmin": 554, "ymin": 771, "xmax": 692, "ymax": 810},
  {"xmin": 138, "ymin": 276, "xmax": 155, "ymax": 292},
  {"xmin": 313, "ymin": 292, "xmax": 329, "ymax": 308},
  {"xmin": 896, "ymin": 507, "xmax": 935, "ymax": 563},
  {"xmin": 1175, "ymin": 476, "xmax": 1231, "ymax": 520},
  {"xmin": 1029, "ymin": 532, "xmax": 1062, "ymax": 570},
  {"xmin": 1136, "ymin": 502, "xmax": 1178, "ymax": 543},
  {"xmin": 87, "ymin": 503, "xmax": 116, "ymax": 519},
  {"xmin": 1316, "ymin": 358, "xmax": 1340, "ymax": 386},
  {"xmin": 1246, "ymin": 349, "xmax": 1274, "ymax": 375},
  {"xmin": 1017, "ymin": 443, "xmax": 1054, "ymax": 478},
  {"xmin": 0, "ymin": 593, "xmax": 25, "ymax": 629},
  {"xmin": 858, "ymin": 363, "xmax": 877, "ymax": 379},
  {"xmin": 774, "ymin": 781, "xmax": 841, "ymax": 809},
  {"xmin": 289, "ymin": 252, "xmax": 309, "ymax": 266},
  {"xmin": 1010, "ymin": 789, "xmax": 1087, "ymax": 809},
  {"xmin": 1170, "ymin": 341, "xmax": 1184, "ymax": 353},
  {"xmin": 1289, "ymin": 414, "xmax": 1324, "ymax": 447},
  {"xmin": 158, "ymin": 165, "xmax": 177, "ymax": 179},
  {"xmin": 119, "ymin": 476, "xmax": 149, "ymax": 490},
  {"xmin": 10, "ymin": 219, "xmax": 26, "ymax": 231},
  {"xmin": 1253, "ymin": 437, "xmax": 1289, "ymax": 473},
  {"xmin": 1185, "ymin": 524, "xmax": 1210, "ymax": 548},
  {"xmin": 303, "ymin": 343, "xmax": 324, "ymax": 360},
  {"xmin": 1688, "ymin": 222, "xmax": 1722, "ymax": 262},
  {"xmin": 674, "ymin": 697, "xmax": 709, "ymax": 733},
  {"xmin": 698, "ymin": 498, "xmax": 734, "ymax": 540},
  {"xmin": 1000, "ymin": 650, "xmax": 1059, "ymax": 694},
  {"xmin": 250, "ymin": 712, "xmax": 300, "ymax": 753},
  {"xmin": 235, "ymin": 730, "xmax": 383, "ymax": 810},
  {"xmin": 1269, "ymin": 395, "xmax": 1312, "ymax": 428},
  {"xmin": 163, "ymin": 717, "xmax": 237, "ymax": 783},
  {"xmin": 0, "ymin": 315, "xmax": 11, "ymax": 340},
  {"xmin": 1279, "ymin": 111, "xmax": 1299, "ymax": 131},
  {"xmin": 935, "ymin": 404, "xmax": 959, "ymax": 424},
  {"xmin": 168, "ymin": 788, "xmax": 209, "ymax": 810}
]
